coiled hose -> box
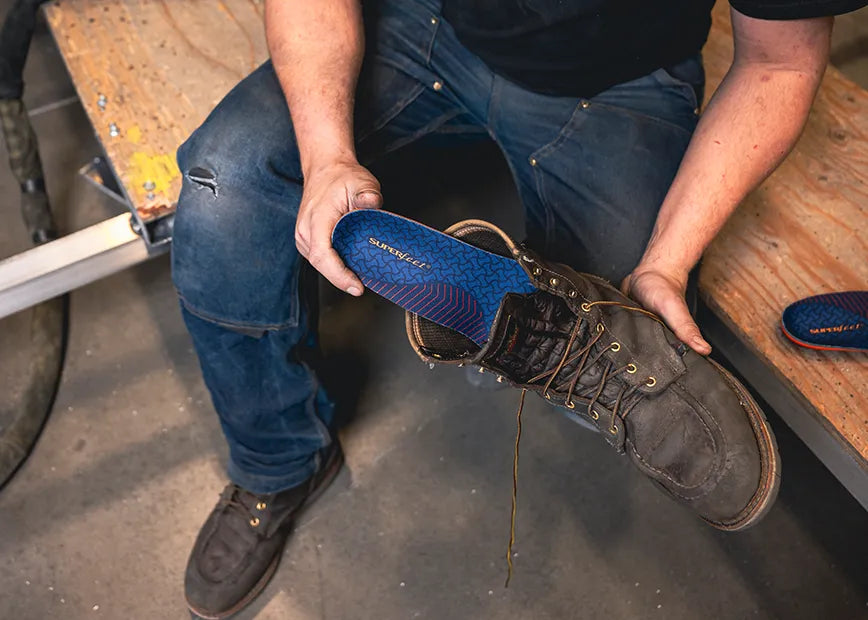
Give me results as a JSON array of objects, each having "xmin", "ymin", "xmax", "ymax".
[{"xmin": 0, "ymin": 0, "xmax": 68, "ymax": 489}]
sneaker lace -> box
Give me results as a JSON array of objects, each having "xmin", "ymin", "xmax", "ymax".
[{"xmin": 504, "ymin": 300, "xmax": 664, "ymax": 586}]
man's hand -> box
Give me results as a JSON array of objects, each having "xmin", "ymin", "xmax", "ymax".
[
  {"xmin": 266, "ymin": 0, "xmax": 370, "ymax": 294},
  {"xmin": 621, "ymin": 267, "xmax": 712, "ymax": 356},
  {"xmin": 295, "ymin": 160, "xmax": 382, "ymax": 296},
  {"xmin": 622, "ymin": 11, "xmax": 831, "ymax": 357}
]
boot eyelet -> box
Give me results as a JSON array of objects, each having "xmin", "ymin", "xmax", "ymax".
[
  {"xmin": 610, "ymin": 342, "xmax": 621, "ymax": 352},
  {"xmin": 627, "ymin": 363, "xmax": 637, "ymax": 374},
  {"xmin": 521, "ymin": 254, "xmax": 534, "ymax": 262},
  {"xmin": 645, "ymin": 376, "xmax": 657, "ymax": 387},
  {"xmin": 608, "ymin": 426, "xmax": 617, "ymax": 435},
  {"xmin": 478, "ymin": 367, "xmax": 485, "ymax": 374},
  {"xmin": 596, "ymin": 323, "xmax": 605, "ymax": 333},
  {"xmin": 545, "ymin": 393, "xmax": 552, "ymax": 400},
  {"xmin": 568, "ymin": 290, "xmax": 578, "ymax": 298},
  {"xmin": 591, "ymin": 410, "xmax": 599, "ymax": 420},
  {"xmin": 255, "ymin": 501, "xmax": 267, "ymax": 511},
  {"xmin": 549, "ymin": 277, "xmax": 559, "ymax": 286},
  {"xmin": 566, "ymin": 400, "xmax": 575, "ymax": 409},
  {"xmin": 533, "ymin": 267, "xmax": 542, "ymax": 276},
  {"xmin": 581, "ymin": 302, "xmax": 591, "ymax": 312},
  {"xmin": 249, "ymin": 517, "xmax": 260, "ymax": 527},
  {"xmin": 496, "ymin": 375, "xmax": 505, "ymax": 383}
]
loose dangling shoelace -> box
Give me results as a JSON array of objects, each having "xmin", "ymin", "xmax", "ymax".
[{"xmin": 503, "ymin": 300, "xmax": 663, "ymax": 587}]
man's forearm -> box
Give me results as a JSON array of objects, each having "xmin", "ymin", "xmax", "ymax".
[
  {"xmin": 638, "ymin": 13, "xmax": 832, "ymax": 278},
  {"xmin": 265, "ymin": 0, "xmax": 364, "ymax": 176}
]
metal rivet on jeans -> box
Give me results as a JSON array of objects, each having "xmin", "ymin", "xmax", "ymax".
[
  {"xmin": 432, "ymin": 81, "xmax": 443, "ymax": 91},
  {"xmin": 430, "ymin": 16, "xmax": 438, "ymax": 24},
  {"xmin": 580, "ymin": 100, "xmax": 590, "ymax": 109},
  {"xmin": 529, "ymin": 157, "xmax": 537, "ymax": 167}
]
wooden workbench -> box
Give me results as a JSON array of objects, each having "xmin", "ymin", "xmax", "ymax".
[
  {"xmin": 44, "ymin": 0, "xmax": 867, "ymax": 502},
  {"xmin": 699, "ymin": 2, "xmax": 868, "ymax": 506},
  {"xmin": 44, "ymin": 0, "xmax": 269, "ymax": 224}
]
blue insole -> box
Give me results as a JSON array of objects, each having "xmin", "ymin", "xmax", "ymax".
[{"xmin": 332, "ymin": 210, "xmax": 536, "ymax": 345}]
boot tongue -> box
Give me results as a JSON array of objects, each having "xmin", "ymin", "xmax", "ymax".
[
  {"xmin": 478, "ymin": 292, "xmax": 582, "ymax": 384},
  {"xmin": 478, "ymin": 291, "xmax": 634, "ymax": 407}
]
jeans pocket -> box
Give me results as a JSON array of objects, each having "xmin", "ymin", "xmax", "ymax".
[
  {"xmin": 653, "ymin": 54, "xmax": 705, "ymax": 111},
  {"xmin": 528, "ymin": 102, "xmax": 590, "ymax": 170},
  {"xmin": 356, "ymin": 60, "xmax": 428, "ymax": 141}
]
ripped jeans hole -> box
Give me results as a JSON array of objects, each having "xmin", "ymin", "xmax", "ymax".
[{"xmin": 187, "ymin": 166, "xmax": 218, "ymax": 196}]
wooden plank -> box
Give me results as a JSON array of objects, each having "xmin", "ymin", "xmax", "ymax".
[
  {"xmin": 699, "ymin": 2, "xmax": 868, "ymax": 462},
  {"xmin": 43, "ymin": 0, "xmax": 269, "ymax": 223}
]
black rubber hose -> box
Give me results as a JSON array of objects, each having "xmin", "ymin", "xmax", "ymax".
[
  {"xmin": 0, "ymin": 0, "xmax": 68, "ymax": 489},
  {"xmin": 0, "ymin": 0, "xmax": 47, "ymax": 100}
]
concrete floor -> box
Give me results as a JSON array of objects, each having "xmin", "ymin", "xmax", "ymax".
[{"xmin": 2, "ymin": 7, "xmax": 868, "ymax": 620}]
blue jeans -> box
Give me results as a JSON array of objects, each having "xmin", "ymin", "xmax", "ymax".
[{"xmin": 171, "ymin": 0, "xmax": 703, "ymax": 494}]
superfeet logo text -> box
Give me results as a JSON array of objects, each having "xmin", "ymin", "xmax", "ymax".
[{"xmin": 369, "ymin": 237, "xmax": 433, "ymax": 270}]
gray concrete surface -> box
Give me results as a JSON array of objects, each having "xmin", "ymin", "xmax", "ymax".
[{"xmin": 1, "ymin": 7, "xmax": 867, "ymax": 620}]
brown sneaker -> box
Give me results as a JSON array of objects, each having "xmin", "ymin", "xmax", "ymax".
[
  {"xmin": 185, "ymin": 442, "xmax": 343, "ymax": 619},
  {"xmin": 405, "ymin": 220, "xmax": 780, "ymax": 531}
]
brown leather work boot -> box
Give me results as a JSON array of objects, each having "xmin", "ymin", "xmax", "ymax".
[
  {"xmin": 406, "ymin": 220, "xmax": 780, "ymax": 531},
  {"xmin": 185, "ymin": 442, "xmax": 343, "ymax": 619}
]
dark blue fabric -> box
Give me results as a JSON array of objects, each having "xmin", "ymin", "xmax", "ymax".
[
  {"xmin": 442, "ymin": 0, "xmax": 714, "ymax": 98},
  {"xmin": 171, "ymin": 0, "xmax": 702, "ymax": 493}
]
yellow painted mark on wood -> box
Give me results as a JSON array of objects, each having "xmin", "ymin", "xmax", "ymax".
[
  {"xmin": 127, "ymin": 125, "xmax": 142, "ymax": 144},
  {"xmin": 129, "ymin": 151, "xmax": 179, "ymax": 199}
]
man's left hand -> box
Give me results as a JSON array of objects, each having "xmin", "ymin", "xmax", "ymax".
[{"xmin": 621, "ymin": 267, "xmax": 712, "ymax": 355}]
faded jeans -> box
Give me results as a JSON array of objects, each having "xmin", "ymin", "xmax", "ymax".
[{"xmin": 171, "ymin": 0, "xmax": 704, "ymax": 493}]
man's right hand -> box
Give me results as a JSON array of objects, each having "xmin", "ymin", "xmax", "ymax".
[{"xmin": 294, "ymin": 159, "xmax": 383, "ymax": 296}]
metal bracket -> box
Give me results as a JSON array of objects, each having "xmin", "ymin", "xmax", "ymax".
[{"xmin": 78, "ymin": 155, "xmax": 175, "ymax": 250}]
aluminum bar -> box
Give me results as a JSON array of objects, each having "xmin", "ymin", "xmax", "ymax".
[{"xmin": 0, "ymin": 213, "xmax": 164, "ymax": 319}]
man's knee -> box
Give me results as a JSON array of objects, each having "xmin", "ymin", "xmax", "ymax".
[{"xmin": 171, "ymin": 65, "xmax": 305, "ymax": 331}]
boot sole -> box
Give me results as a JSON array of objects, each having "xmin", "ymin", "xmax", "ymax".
[
  {"xmin": 703, "ymin": 360, "xmax": 781, "ymax": 531},
  {"xmin": 332, "ymin": 210, "xmax": 535, "ymax": 345},
  {"xmin": 187, "ymin": 444, "xmax": 345, "ymax": 620}
]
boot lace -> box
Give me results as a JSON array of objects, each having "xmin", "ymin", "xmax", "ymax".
[
  {"xmin": 218, "ymin": 485, "xmax": 268, "ymax": 529},
  {"xmin": 504, "ymin": 300, "xmax": 663, "ymax": 586}
]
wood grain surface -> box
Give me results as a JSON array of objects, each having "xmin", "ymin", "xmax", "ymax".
[
  {"xmin": 700, "ymin": 2, "xmax": 868, "ymax": 461},
  {"xmin": 45, "ymin": 1, "xmax": 866, "ymax": 457},
  {"xmin": 44, "ymin": 0, "xmax": 269, "ymax": 221}
]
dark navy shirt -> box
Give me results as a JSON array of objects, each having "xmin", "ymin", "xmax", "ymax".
[{"xmin": 442, "ymin": 0, "xmax": 867, "ymax": 97}]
